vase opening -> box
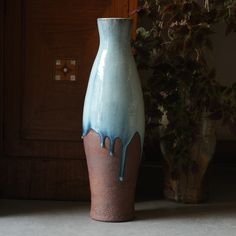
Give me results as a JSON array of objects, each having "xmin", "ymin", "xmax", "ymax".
[{"xmin": 97, "ymin": 18, "xmax": 131, "ymax": 20}]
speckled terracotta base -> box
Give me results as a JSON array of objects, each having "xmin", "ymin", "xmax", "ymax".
[{"xmin": 83, "ymin": 130, "xmax": 141, "ymax": 222}]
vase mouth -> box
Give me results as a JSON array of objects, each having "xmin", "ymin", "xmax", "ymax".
[{"xmin": 97, "ymin": 18, "xmax": 131, "ymax": 21}]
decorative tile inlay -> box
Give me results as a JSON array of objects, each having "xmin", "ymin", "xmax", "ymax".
[
  {"xmin": 70, "ymin": 75, "xmax": 76, "ymax": 81},
  {"xmin": 70, "ymin": 60, "xmax": 76, "ymax": 65},
  {"xmin": 55, "ymin": 75, "xmax": 61, "ymax": 80},
  {"xmin": 56, "ymin": 59, "xmax": 61, "ymax": 65},
  {"xmin": 54, "ymin": 58, "xmax": 78, "ymax": 81}
]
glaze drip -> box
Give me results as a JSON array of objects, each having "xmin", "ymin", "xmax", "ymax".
[{"xmin": 82, "ymin": 129, "xmax": 142, "ymax": 181}]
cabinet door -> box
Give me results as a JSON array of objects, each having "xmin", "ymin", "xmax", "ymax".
[{"xmin": 0, "ymin": 0, "xmax": 137, "ymax": 200}]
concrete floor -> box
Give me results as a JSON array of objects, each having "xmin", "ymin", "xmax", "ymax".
[
  {"xmin": 0, "ymin": 199, "xmax": 236, "ymax": 236},
  {"xmin": 0, "ymin": 167, "xmax": 236, "ymax": 236}
]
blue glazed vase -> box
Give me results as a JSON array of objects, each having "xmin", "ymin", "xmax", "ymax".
[{"xmin": 82, "ymin": 18, "xmax": 145, "ymax": 222}]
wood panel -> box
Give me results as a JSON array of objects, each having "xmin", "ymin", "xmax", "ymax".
[
  {"xmin": 29, "ymin": 159, "xmax": 90, "ymax": 200},
  {"xmin": 0, "ymin": 157, "xmax": 90, "ymax": 200},
  {"xmin": 4, "ymin": 0, "xmax": 131, "ymax": 158},
  {"xmin": 129, "ymin": 0, "xmax": 139, "ymax": 38},
  {"xmin": 1, "ymin": 0, "xmax": 139, "ymax": 200},
  {"xmin": 0, "ymin": 158, "xmax": 31, "ymax": 198},
  {"xmin": 0, "ymin": 0, "xmax": 4, "ymax": 153}
]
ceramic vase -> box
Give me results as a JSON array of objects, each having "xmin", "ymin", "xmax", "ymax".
[{"xmin": 82, "ymin": 18, "xmax": 145, "ymax": 222}]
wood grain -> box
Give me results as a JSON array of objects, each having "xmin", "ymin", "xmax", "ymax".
[
  {"xmin": 129, "ymin": 0, "xmax": 139, "ymax": 38},
  {"xmin": 4, "ymin": 0, "xmax": 132, "ymax": 158},
  {"xmin": 0, "ymin": 157, "xmax": 90, "ymax": 200},
  {"xmin": 1, "ymin": 0, "xmax": 135, "ymax": 200},
  {"xmin": 0, "ymin": 158, "xmax": 31, "ymax": 198},
  {"xmin": 0, "ymin": 0, "xmax": 5, "ymax": 153}
]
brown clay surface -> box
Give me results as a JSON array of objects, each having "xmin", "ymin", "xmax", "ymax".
[{"xmin": 83, "ymin": 130, "xmax": 141, "ymax": 222}]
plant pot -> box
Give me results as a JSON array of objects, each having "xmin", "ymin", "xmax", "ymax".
[
  {"xmin": 82, "ymin": 18, "xmax": 145, "ymax": 222},
  {"xmin": 160, "ymin": 119, "xmax": 217, "ymax": 203}
]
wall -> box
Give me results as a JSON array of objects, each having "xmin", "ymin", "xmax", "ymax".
[{"xmin": 209, "ymin": 22, "xmax": 236, "ymax": 140}]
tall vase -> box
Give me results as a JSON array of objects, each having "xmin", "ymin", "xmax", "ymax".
[{"xmin": 82, "ymin": 18, "xmax": 145, "ymax": 222}]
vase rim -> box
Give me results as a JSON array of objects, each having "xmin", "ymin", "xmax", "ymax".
[{"xmin": 97, "ymin": 18, "xmax": 131, "ymax": 21}]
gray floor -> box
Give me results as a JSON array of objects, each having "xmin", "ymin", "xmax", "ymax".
[
  {"xmin": 0, "ymin": 167, "xmax": 236, "ymax": 236},
  {"xmin": 0, "ymin": 199, "xmax": 236, "ymax": 236}
]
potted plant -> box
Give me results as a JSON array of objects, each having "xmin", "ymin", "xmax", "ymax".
[{"xmin": 134, "ymin": 0, "xmax": 236, "ymax": 203}]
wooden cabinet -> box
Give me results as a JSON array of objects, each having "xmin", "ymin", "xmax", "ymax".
[{"xmin": 0, "ymin": 0, "xmax": 137, "ymax": 200}]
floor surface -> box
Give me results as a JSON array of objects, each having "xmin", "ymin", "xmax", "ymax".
[{"xmin": 0, "ymin": 167, "xmax": 236, "ymax": 236}]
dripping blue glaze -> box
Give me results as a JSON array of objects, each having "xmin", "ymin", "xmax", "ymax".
[{"xmin": 82, "ymin": 18, "xmax": 145, "ymax": 181}]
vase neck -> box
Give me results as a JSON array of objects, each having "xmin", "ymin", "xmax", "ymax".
[{"xmin": 97, "ymin": 18, "xmax": 132, "ymax": 48}]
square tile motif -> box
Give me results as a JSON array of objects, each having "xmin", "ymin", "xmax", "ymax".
[{"xmin": 54, "ymin": 58, "xmax": 78, "ymax": 81}]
